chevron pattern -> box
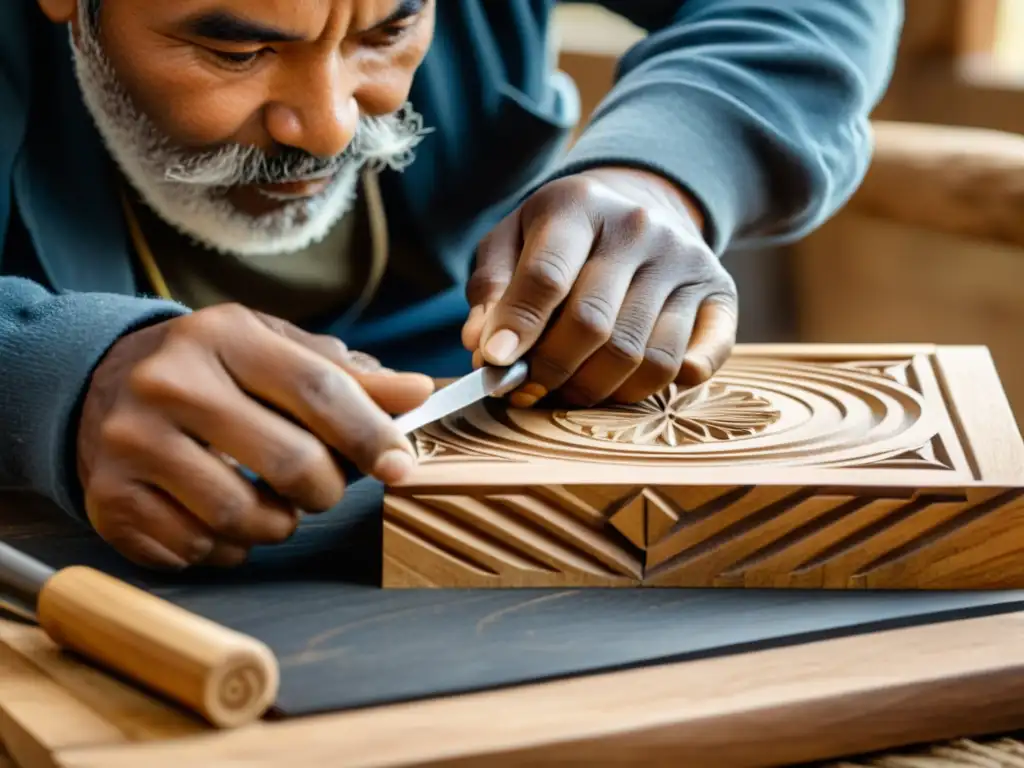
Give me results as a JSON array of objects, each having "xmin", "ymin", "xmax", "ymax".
[
  {"xmin": 383, "ymin": 485, "xmax": 1024, "ymax": 590},
  {"xmin": 641, "ymin": 485, "xmax": 1024, "ymax": 589},
  {"xmin": 382, "ymin": 486, "xmax": 643, "ymax": 588}
]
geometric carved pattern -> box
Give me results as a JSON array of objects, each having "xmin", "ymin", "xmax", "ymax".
[
  {"xmin": 383, "ymin": 487, "xmax": 643, "ymax": 588},
  {"xmin": 385, "ymin": 485, "xmax": 1024, "ymax": 589},
  {"xmin": 409, "ymin": 353, "xmax": 965, "ymax": 470},
  {"xmin": 383, "ymin": 345, "xmax": 1024, "ymax": 590}
]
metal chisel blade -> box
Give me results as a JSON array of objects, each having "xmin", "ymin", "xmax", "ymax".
[{"xmin": 393, "ymin": 360, "xmax": 529, "ymax": 435}]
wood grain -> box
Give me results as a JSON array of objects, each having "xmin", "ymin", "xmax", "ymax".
[
  {"xmin": 383, "ymin": 344, "xmax": 1024, "ymax": 589},
  {"xmin": 36, "ymin": 566, "xmax": 279, "ymax": 729},
  {"xmin": 47, "ymin": 611, "xmax": 1024, "ymax": 768}
]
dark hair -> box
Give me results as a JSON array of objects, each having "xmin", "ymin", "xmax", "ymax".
[{"xmin": 87, "ymin": 0, "xmax": 101, "ymax": 28}]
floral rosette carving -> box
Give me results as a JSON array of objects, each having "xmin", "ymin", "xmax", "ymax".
[{"xmin": 553, "ymin": 383, "xmax": 781, "ymax": 447}]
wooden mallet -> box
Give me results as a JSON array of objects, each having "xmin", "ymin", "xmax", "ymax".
[{"xmin": 0, "ymin": 539, "xmax": 279, "ymax": 728}]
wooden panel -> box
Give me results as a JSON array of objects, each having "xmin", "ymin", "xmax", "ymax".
[
  {"xmin": 383, "ymin": 344, "xmax": 1024, "ymax": 589},
  {"xmin": 47, "ymin": 612, "xmax": 1024, "ymax": 768}
]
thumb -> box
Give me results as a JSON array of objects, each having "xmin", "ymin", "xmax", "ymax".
[{"xmin": 462, "ymin": 211, "xmax": 521, "ymax": 352}]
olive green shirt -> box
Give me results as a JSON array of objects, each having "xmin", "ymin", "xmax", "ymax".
[{"xmin": 123, "ymin": 171, "xmax": 388, "ymax": 324}]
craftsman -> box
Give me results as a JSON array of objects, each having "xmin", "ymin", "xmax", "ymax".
[{"xmin": 0, "ymin": 1, "xmax": 902, "ymax": 570}]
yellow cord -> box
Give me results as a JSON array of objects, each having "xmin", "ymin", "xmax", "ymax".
[
  {"xmin": 117, "ymin": 170, "xmax": 388, "ymax": 311},
  {"xmin": 119, "ymin": 190, "xmax": 173, "ymax": 300}
]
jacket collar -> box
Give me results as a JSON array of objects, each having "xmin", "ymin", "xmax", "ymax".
[{"xmin": 12, "ymin": 25, "xmax": 136, "ymax": 296}]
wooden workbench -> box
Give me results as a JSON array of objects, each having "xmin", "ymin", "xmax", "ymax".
[
  {"xmin": 5, "ymin": 489, "xmax": 1024, "ymax": 767},
  {"xmin": 5, "ymin": 608, "xmax": 1024, "ymax": 767}
]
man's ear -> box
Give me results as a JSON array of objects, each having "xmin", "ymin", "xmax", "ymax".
[{"xmin": 37, "ymin": 0, "xmax": 77, "ymax": 24}]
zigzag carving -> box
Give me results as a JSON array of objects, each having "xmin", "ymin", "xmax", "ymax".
[
  {"xmin": 382, "ymin": 486, "xmax": 643, "ymax": 588},
  {"xmin": 384, "ymin": 485, "xmax": 1024, "ymax": 590},
  {"xmin": 642, "ymin": 486, "xmax": 1024, "ymax": 589}
]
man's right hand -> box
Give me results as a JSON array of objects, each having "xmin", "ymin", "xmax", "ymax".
[{"xmin": 76, "ymin": 304, "xmax": 434, "ymax": 570}]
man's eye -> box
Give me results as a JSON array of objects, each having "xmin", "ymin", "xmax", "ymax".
[
  {"xmin": 209, "ymin": 48, "xmax": 268, "ymax": 69},
  {"xmin": 365, "ymin": 21, "xmax": 416, "ymax": 48}
]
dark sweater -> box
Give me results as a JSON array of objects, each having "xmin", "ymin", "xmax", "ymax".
[{"xmin": 0, "ymin": 0, "xmax": 903, "ymax": 518}]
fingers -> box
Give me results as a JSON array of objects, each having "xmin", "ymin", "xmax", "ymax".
[
  {"xmin": 678, "ymin": 296, "xmax": 739, "ymax": 387},
  {"xmin": 476, "ymin": 206, "xmax": 596, "ymax": 366},
  {"xmin": 85, "ymin": 479, "xmax": 216, "ymax": 570},
  {"xmin": 610, "ymin": 287, "xmax": 700, "ymax": 403},
  {"xmin": 255, "ymin": 310, "xmax": 434, "ymax": 413},
  {"xmin": 555, "ymin": 267, "xmax": 680, "ymax": 407},
  {"xmin": 463, "ymin": 212, "xmax": 521, "ymax": 350},
  {"xmin": 508, "ymin": 240, "xmax": 646, "ymax": 408},
  {"xmin": 131, "ymin": 355, "xmax": 350, "ymax": 512},
  {"xmin": 215, "ymin": 321, "xmax": 417, "ymax": 484},
  {"xmin": 354, "ymin": 369, "xmax": 435, "ymax": 415},
  {"xmin": 142, "ymin": 428, "xmax": 300, "ymax": 545}
]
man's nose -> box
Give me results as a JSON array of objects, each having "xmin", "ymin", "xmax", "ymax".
[{"xmin": 263, "ymin": 57, "xmax": 358, "ymax": 158}]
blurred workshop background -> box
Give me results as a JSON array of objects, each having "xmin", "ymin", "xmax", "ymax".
[{"xmin": 553, "ymin": 0, "xmax": 1024, "ymax": 430}]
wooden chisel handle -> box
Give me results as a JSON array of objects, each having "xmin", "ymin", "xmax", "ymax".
[{"xmin": 36, "ymin": 565, "xmax": 279, "ymax": 728}]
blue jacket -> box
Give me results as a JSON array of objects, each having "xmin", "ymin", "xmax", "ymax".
[{"xmin": 0, "ymin": 0, "xmax": 902, "ymax": 518}]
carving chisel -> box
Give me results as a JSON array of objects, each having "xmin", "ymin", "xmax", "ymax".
[
  {"xmin": 393, "ymin": 360, "xmax": 529, "ymax": 434},
  {"xmin": 0, "ymin": 540, "xmax": 278, "ymax": 728}
]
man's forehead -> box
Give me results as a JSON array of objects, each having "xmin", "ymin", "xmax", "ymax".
[{"xmin": 108, "ymin": 0, "xmax": 422, "ymax": 36}]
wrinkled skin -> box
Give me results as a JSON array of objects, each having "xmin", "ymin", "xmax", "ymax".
[
  {"xmin": 463, "ymin": 166, "xmax": 738, "ymax": 408},
  {"xmin": 77, "ymin": 305, "xmax": 434, "ymax": 569}
]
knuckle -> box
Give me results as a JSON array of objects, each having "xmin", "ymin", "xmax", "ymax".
[
  {"xmin": 204, "ymin": 491, "xmax": 256, "ymax": 538},
  {"xmin": 263, "ymin": 439, "xmax": 332, "ymax": 498},
  {"xmin": 528, "ymin": 354, "xmax": 576, "ymax": 387},
  {"xmin": 619, "ymin": 206, "xmax": 653, "ymax": 238},
  {"xmin": 97, "ymin": 414, "xmax": 148, "ymax": 453},
  {"xmin": 643, "ymin": 345, "xmax": 684, "ymax": 379},
  {"xmin": 294, "ymin": 364, "xmax": 341, "ymax": 409},
  {"xmin": 86, "ymin": 481, "xmax": 147, "ymax": 542},
  {"xmin": 503, "ymin": 301, "xmax": 548, "ymax": 331},
  {"xmin": 568, "ymin": 295, "xmax": 616, "ymax": 340},
  {"xmin": 604, "ymin": 326, "xmax": 648, "ymax": 367},
  {"xmin": 466, "ymin": 271, "xmax": 505, "ymax": 302},
  {"xmin": 319, "ymin": 335, "xmax": 349, "ymax": 360},
  {"xmin": 523, "ymin": 252, "xmax": 573, "ymax": 297},
  {"xmin": 128, "ymin": 358, "xmax": 195, "ymax": 406}
]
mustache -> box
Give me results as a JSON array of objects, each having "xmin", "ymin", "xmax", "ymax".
[
  {"xmin": 164, "ymin": 144, "xmax": 347, "ymax": 188},
  {"xmin": 162, "ymin": 108, "xmax": 432, "ymax": 188}
]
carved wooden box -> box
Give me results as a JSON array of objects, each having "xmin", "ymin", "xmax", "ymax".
[{"xmin": 382, "ymin": 344, "xmax": 1024, "ymax": 590}]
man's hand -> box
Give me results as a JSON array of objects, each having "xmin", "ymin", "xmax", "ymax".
[
  {"xmin": 462, "ymin": 166, "xmax": 738, "ymax": 408},
  {"xmin": 76, "ymin": 304, "xmax": 434, "ymax": 570}
]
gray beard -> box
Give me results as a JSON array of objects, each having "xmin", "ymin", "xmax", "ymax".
[{"xmin": 69, "ymin": 7, "xmax": 430, "ymax": 258}]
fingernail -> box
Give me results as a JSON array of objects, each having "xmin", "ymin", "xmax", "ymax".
[
  {"xmin": 484, "ymin": 329, "xmax": 520, "ymax": 364},
  {"xmin": 509, "ymin": 382, "xmax": 548, "ymax": 409},
  {"xmin": 372, "ymin": 449, "xmax": 416, "ymax": 484}
]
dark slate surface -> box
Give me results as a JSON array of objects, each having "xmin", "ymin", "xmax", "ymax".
[{"xmin": 4, "ymin": 481, "xmax": 1024, "ymax": 716}]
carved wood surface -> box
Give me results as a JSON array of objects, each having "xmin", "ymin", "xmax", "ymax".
[{"xmin": 383, "ymin": 344, "xmax": 1024, "ymax": 589}]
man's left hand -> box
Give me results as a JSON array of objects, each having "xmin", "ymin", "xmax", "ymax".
[{"xmin": 462, "ymin": 167, "xmax": 739, "ymax": 408}]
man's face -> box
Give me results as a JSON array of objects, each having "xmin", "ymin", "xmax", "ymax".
[{"xmin": 52, "ymin": 0, "xmax": 435, "ymax": 256}]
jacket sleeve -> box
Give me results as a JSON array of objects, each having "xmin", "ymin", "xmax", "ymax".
[
  {"xmin": 0, "ymin": 279, "xmax": 189, "ymax": 519},
  {"xmin": 551, "ymin": 0, "xmax": 904, "ymax": 253},
  {"xmin": 0, "ymin": 7, "xmax": 189, "ymax": 519}
]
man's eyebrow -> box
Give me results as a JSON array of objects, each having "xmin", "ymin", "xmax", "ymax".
[
  {"xmin": 371, "ymin": 0, "xmax": 427, "ymax": 29},
  {"xmin": 182, "ymin": 11, "xmax": 305, "ymax": 44}
]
